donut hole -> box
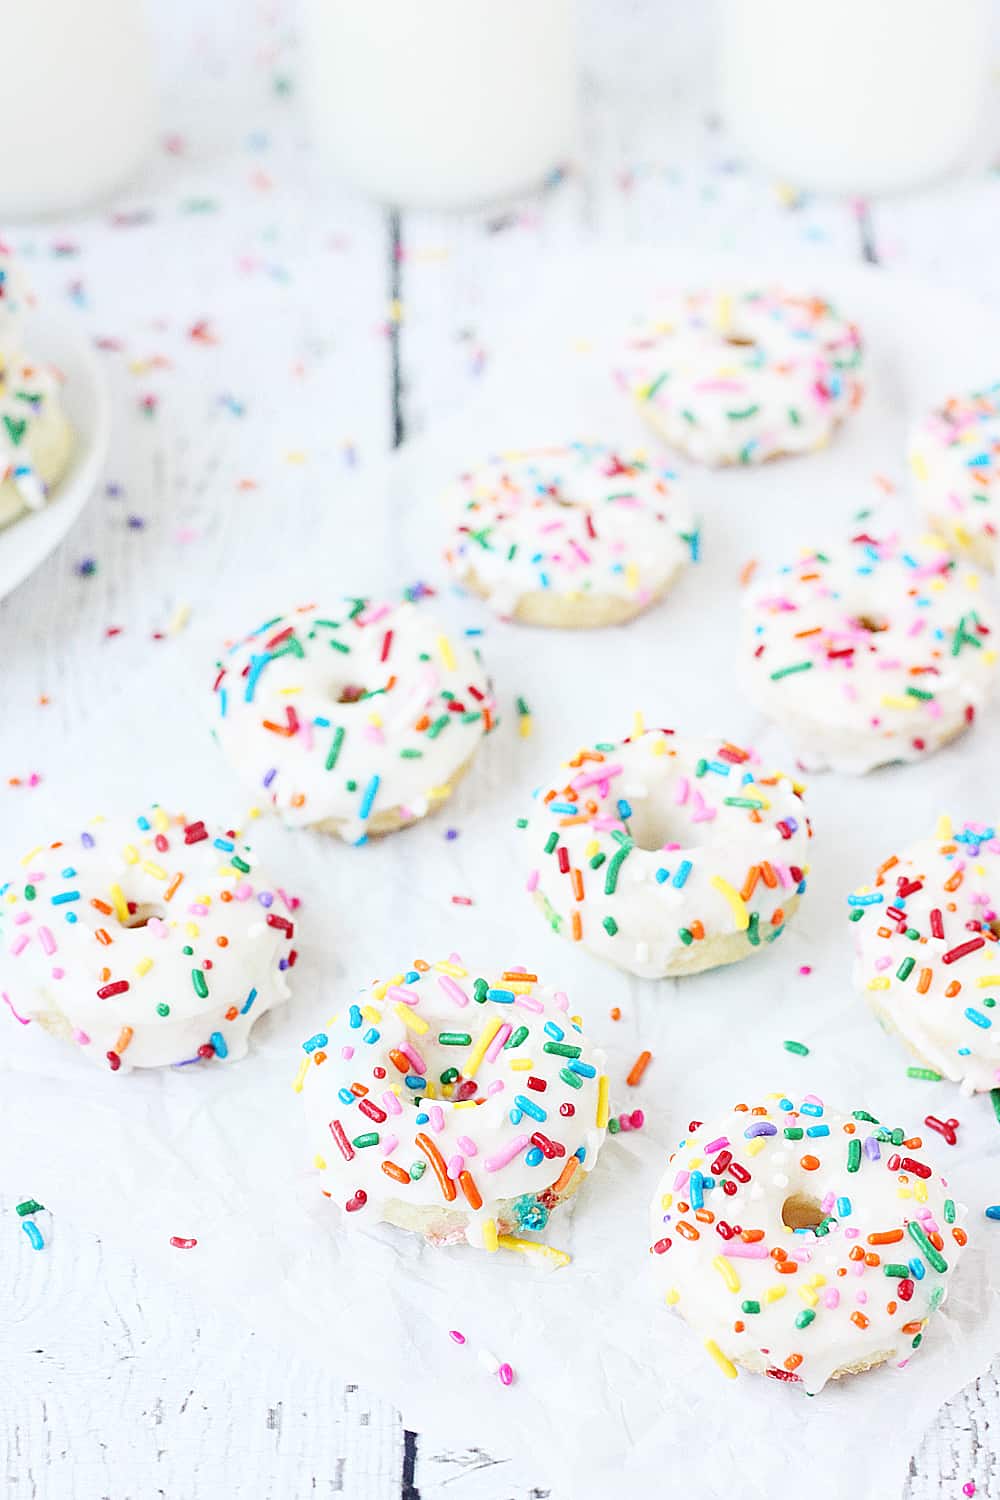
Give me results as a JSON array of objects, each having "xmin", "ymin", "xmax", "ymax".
[
  {"xmin": 781, "ymin": 1191, "xmax": 825, "ymax": 1232},
  {"xmin": 120, "ymin": 901, "xmax": 166, "ymax": 930},
  {"xmin": 334, "ymin": 683, "xmax": 369, "ymax": 704},
  {"xmin": 853, "ymin": 613, "xmax": 889, "ymax": 635},
  {"xmin": 624, "ymin": 794, "xmax": 717, "ymax": 853}
]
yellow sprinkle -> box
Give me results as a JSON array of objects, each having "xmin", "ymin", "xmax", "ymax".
[
  {"xmin": 389, "ymin": 298, "xmax": 403, "ymax": 324},
  {"xmin": 134, "ymin": 957, "xmax": 153, "ymax": 978},
  {"xmin": 632, "ymin": 709, "xmax": 645, "ymax": 738},
  {"xmin": 152, "ymin": 808, "xmax": 170, "ymax": 833},
  {"xmin": 481, "ymin": 1218, "xmax": 499, "ymax": 1252},
  {"xmin": 434, "ymin": 960, "xmax": 468, "ymax": 977},
  {"xmin": 977, "ymin": 975, "xmax": 1000, "ymax": 988},
  {"xmin": 660, "ymin": 1193, "xmax": 673, "ymax": 1211},
  {"xmin": 394, "ymin": 1002, "xmax": 429, "ymax": 1035},
  {"xmin": 167, "ymin": 602, "xmax": 191, "ymax": 636},
  {"xmin": 745, "ymin": 1137, "xmax": 768, "ymax": 1157},
  {"xmin": 584, "ymin": 838, "xmax": 600, "ymax": 859},
  {"xmin": 765, "ymin": 1285, "xmax": 786, "ymax": 1303},
  {"xmin": 109, "ymin": 884, "xmax": 130, "ymax": 924},
  {"xmin": 285, "ymin": 450, "xmax": 306, "ymax": 465},
  {"xmin": 710, "ymin": 874, "xmax": 750, "ymax": 931},
  {"xmin": 798, "ymin": 1285, "xmax": 819, "ymax": 1308},
  {"xmin": 122, "ymin": 845, "xmax": 139, "ymax": 866},
  {"xmin": 651, "ymin": 737, "xmax": 668, "ymax": 755},
  {"xmin": 596, "ymin": 1074, "xmax": 610, "ymax": 1129},
  {"xmin": 713, "ymin": 1255, "xmax": 740, "ymax": 1293},
  {"xmin": 625, "ymin": 562, "xmax": 640, "ymax": 594},
  {"xmin": 464, "ymin": 1016, "xmax": 503, "ymax": 1078},
  {"xmin": 910, "ymin": 453, "xmax": 928, "ymax": 481},
  {"xmin": 361, "ymin": 1004, "xmax": 381, "ymax": 1022},
  {"xmin": 422, "ymin": 1079, "xmax": 437, "ymax": 1099},
  {"xmin": 20, "ymin": 845, "xmax": 42, "ymax": 867},
  {"xmin": 880, "ymin": 695, "xmax": 917, "ymax": 710},
  {"xmin": 507, "ymin": 1058, "xmax": 534, "ymax": 1071},
  {"xmin": 428, "ymin": 783, "xmax": 453, "ymax": 803},
  {"xmin": 313, "ymin": 1154, "xmax": 327, "ymax": 1171},
  {"xmin": 141, "ymin": 861, "xmax": 167, "ymax": 880},
  {"xmin": 497, "ymin": 1234, "xmax": 571, "ymax": 1269},
  {"xmin": 935, "ymin": 814, "xmax": 953, "ymax": 840},
  {"xmin": 519, "ymin": 714, "xmax": 533, "ymax": 739},
  {"xmin": 438, "ymin": 634, "xmax": 456, "ymax": 672},
  {"xmin": 292, "ymin": 1058, "xmax": 309, "ymax": 1092},
  {"xmin": 185, "ymin": 922, "xmax": 200, "ymax": 939},
  {"xmin": 665, "ymin": 1287, "xmax": 680, "ymax": 1306},
  {"xmin": 867, "ymin": 977, "xmax": 891, "ymax": 991},
  {"xmin": 704, "ymin": 1339, "xmax": 738, "ymax": 1379},
  {"xmin": 915, "ymin": 1178, "xmax": 928, "ymax": 1203}
]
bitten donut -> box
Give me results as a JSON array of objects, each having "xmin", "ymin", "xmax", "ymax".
[
  {"xmin": 442, "ymin": 443, "xmax": 698, "ymax": 627},
  {"xmin": 296, "ymin": 955, "xmax": 608, "ymax": 1252},
  {"xmin": 213, "ymin": 599, "xmax": 495, "ymax": 843},
  {"xmin": 0, "ymin": 807, "xmax": 297, "ymax": 1071},
  {"xmin": 0, "ymin": 355, "xmax": 74, "ymax": 531},
  {"xmin": 850, "ymin": 816, "xmax": 1000, "ymax": 1094},
  {"xmin": 909, "ymin": 384, "xmax": 1000, "ymax": 570},
  {"xmin": 618, "ymin": 288, "xmax": 863, "ymax": 466},
  {"xmin": 520, "ymin": 727, "xmax": 811, "ymax": 978},
  {"xmin": 742, "ymin": 531, "xmax": 997, "ymax": 773},
  {"xmin": 649, "ymin": 1093, "xmax": 967, "ymax": 1392}
]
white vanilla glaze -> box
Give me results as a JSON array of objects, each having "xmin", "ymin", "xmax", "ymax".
[
  {"xmin": 0, "ymin": 241, "xmax": 31, "ymax": 360},
  {"xmin": 442, "ymin": 442, "xmax": 697, "ymax": 623},
  {"xmin": 213, "ymin": 599, "xmax": 495, "ymax": 842},
  {"xmin": 909, "ymin": 384, "xmax": 1000, "ymax": 570},
  {"xmin": 0, "ymin": 356, "xmax": 74, "ymax": 530},
  {"xmin": 521, "ymin": 727, "xmax": 811, "ymax": 979},
  {"xmin": 742, "ymin": 531, "xmax": 998, "ymax": 774},
  {"xmin": 296, "ymin": 956, "xmax": 608, "ymax": 1249},
  {"xmin": 618, "ymin": 288, "xmax": 863, "ymax": 466},
  {"xmin": 851, "ymin": 817, "xmax": 1000, "ymax": 1094},
  {"xmin": 649, "ymin": 1094, "xmax": 967, "ymax": 1394},
  {"xmin": 0, "ymin": 807, "xmax": 296, "ymax": 1071}
]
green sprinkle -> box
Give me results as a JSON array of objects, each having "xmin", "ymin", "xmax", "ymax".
[
  {"xmin": 906, "ymin": 686, "xmax": 935, "ymax": 701},
  {"xmin": 515, "ymin": 817, "xmax": 528, "ymax": 829},
  {"xmin": 504, "ymin": 1025, "xmax": 529, "ymax": 1050},
  {"xmin": 24, "ymin": 884, "xmax": 35, "ymax": 900},
  {"xmin": 723, "ymin": 796, "xmax": 764, "ymax": 810},
  {"xmin": 603, "ymin": 916, "xmax": 618, "ymax": 936},
  {"xmin": 849, "ymin": 908, "xmax": 864, "ymax": 922},
  {"xmin": 727, "ymin": 404, "xmax": 761, "ymax": 420},
  {"xmin": 608, "ymin": 1116, "xmax": 621, "ymax": 1134},
  {"xmin": 908, "ymin": 1219, "xmax": 947, "ymax": 1272},
  {"xmin": 643, "ymin": 371, "xmax": 669, "ymax": 401},
  {"xmin": 438, "ymin": 1032, "xmax": 472, "ymax": 1046},
  {"xmin": 783, "ymin": 1040, "xmax": 809, "ymax": 1056},
  {"xmin": 544, "ymin": 832, "xmax": 559, "ymax": 855},
  {"xmin": 883, "ymin": 1263, "xmax": 910, "ymax": 1278},
  {"xmin": 589, "ymin": 852, "xmax": 607, "ymax": 870},
  {"xmin": 604, "ymin": 843, "xmax": 632, "ymax": 895},
  {"xmin": 409, "ymin": 1161, "xmax": 426, "ymax": 1180},
  {"xmin": 15, "ymin": 1199, "xmax": 44, "ymax": 1217},
  {"xmin": 678, "ymin": 927, "xmax": 693, "ymax": 946},
  {"xmin": 846, "ymin": 1138, "xmax": 862, "ymax": 1173},
  {"xmin": 325, "ymin": 726, "xmax": 345, "ymax": 770},
  {"xmin": 907, "ymin": 1066, "xmax": 942, "ymax": 1081},
  {"xmin": 543, "ymin": 1041, "xmax": 582, "ymax": 1059},
  {"xmin": 897, "ymin": 956, "xmax": 915, "ymax": 981},
  {"xmin": 230, "ymin": 855, "xmax": 250, "ymax": 874},
  {"xmin": 783, "ymin": 1126, "xmax": 804, "ymax": 1140},
  {"xmin": 559, "ymin": 1067, "xmax": 584, "ymax": 1090},
  {"xmin": 794, "ymin": 1309, "xmax": 816, "ymax": 1329},
  {"xmin": 473, "ymin": 978, "xmax": 488, "ymax": 1003},
  {"xmin": 991, "ymin": 1087, "xmax": 1000, "ymax": 1125},
  {"xmin": 747, "ymin": 912, "xmax": 760, "ymax": 946},
  {"xmin": 156, "ymin": 1002, "xmax": 170, "ymax": 1017},
  {"xmin": 516, "ymin": 697, "xmax": 531, "ymax": 717},
  {"xmin": 399, "ymin": 748, "xmax": 423, "ymax": 758},
  {"xmin": 741, "ymin": 1300, "xmax": 761, "ymax": 1314},
  {"xmin": 944, "ymin": 1198, "xmax": 956, "ymax": 1224},
  {"xmin": 439, "ymin": 1067, "xmax": 459, "ymax": 1085},
  {"xmin": 352, "ymin": 1132, "xmax": 379, "ymax": 1149},
  {"xmin": 191, "ymin": 969, "xmax": 209, "ymax": 999},
  {"xmin": 426, "ymin": 715, "xmax": 450, "ymax": 739},
  {"xmin": 770, "ymin": 661, "xmax": 814, "ymax": 681},
  {"xmin": 852, "ymin": 1109, "xmax": 879, "ymax": 1124}
]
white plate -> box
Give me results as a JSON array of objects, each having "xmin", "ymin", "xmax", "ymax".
[{"xmin": 0, "ymin": 308, "xmax": 110, "ymax": 602}]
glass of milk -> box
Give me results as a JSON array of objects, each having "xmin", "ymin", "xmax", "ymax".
[
  {"xmin": 720, "ymin": 0, "xmax": 993, "ymax": 195},
  {"xmin": 301, "ymin": 0, "xmax": 577, "ymax": 208},
  {"xmin": 0, "ymin": 0, "xmax": 158, "ymax": 219}
]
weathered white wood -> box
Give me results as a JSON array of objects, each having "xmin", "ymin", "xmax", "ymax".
[{"xmin": 4, "ymin": 3, "xmax": 1000, "ymax": 1498}]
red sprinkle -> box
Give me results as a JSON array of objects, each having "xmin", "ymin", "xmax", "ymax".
[
  {"xmin": 169, "ymin": 1236, "xmax": 198, "ymax": 1250},
  {"xmin": 942, "ymin": 937, "xmax": 986, "ymax": 964},
  {"xmin": 96, "ymin": 980, "xmax": 129, "ymax": 999}
]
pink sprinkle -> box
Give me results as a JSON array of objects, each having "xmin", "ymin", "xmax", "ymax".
[
  {"xmin": 382, "ymin": 1090, "xmax": 403, "ymax": 1116},
  {"xmin": 2, "ymin": 991, "xmax": 31, "ymax": 1025},
  {"xmin": 449, "ymin": 1329, "xmax": 466, "ymax": 1344},
  {"xmin": 340, "ymin": 1046, "xmax": 354, "ymax": 1060},
  {"xmin": 438, "ymin": 975, "xmax": 469, "ymax": 1007},
  {"xmin": 429, "ymin": 1105, "xmax": 445, "ymax": 1134},
  {"xmin": 498, "ymin": 1363, "xmax": 515, "ymax": 1386},
  {"xmin": 525, "ymin": 869, "xmax": 540, "ymax": 892},
  {"xmin": 38, "ymin": 927, "xmax": 56, "ymax": 955},
  {"xmin": 485, "ymin": 1022, "xmax": 512, "ymax": 1063},
  {"xmin": 9, "ymin": 935, "xmax": 29, "ymax": 957},
  {"xmin": 381, "ymin": 1134, "xmax": 400, "ymax": 1156},
  {"xmin": 446, "ymin": 1154, "xmax": 464, "ymax": 1180},
  {"xmin": 799, "ymin": 965, "xmax": 812, "ymax": 976},
  {"xmin": 451, "ymin": 895, "xmax": 473, "ymax": 906},
  {"xmin": 457, "ymin": 1135, "xmax": 477, "ymax": 1155},
  {"xmin": 484, "ymin": 1135, "xmax": 531, "ymax": 1172}
]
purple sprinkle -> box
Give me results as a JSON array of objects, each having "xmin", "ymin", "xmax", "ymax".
[
  {"xmin": 744, "ymin": 1121, "xmax": 778, "ymax": 1138},
  {"xmin": 81, "ymin": 831, "xmax": 95, "ymax": 848},
  {"xmin": 76, "ymin": 557, "xmax": 97, "ymax": 577},
  {"xmin": 258, "ymin": 891, "xmax": 274, "ymax": 908},
  {"xmin": 278, "ymin": 957, "xmax": 289, "ymax": 971},
  {"xmin": 445, "ymin": 828, "xmax": 459, "ymax": 841},
  {"xmin": 262, "ymin": 768, "xmax": 277, "ymax": 788},
  {"xmin": 864, "ymin": 1134, "xmax": 881, "ymax": 1161},
  {"xmin": 106, "ymin": 482, "xmax": 123, "ymax": 497},
  {"xmin": 126, "ymin": 515, "xmax": 146, "ymax": 530}
]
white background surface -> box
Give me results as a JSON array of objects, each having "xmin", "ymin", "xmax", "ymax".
[{"xmin": 4, "ymin": 3, "xmax": 1000, "ymax": 1498}]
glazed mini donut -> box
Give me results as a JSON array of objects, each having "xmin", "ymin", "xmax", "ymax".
[
  {"xmin": 618, "ymin": 288, "xmax": 863, "ymax": 466},
  {"xmin": 908, "ymin": 384, "xmax": 1000, "ymax": 570},
  {"xmin": 0, "ymin": 807, "xmax": 297, "ymax": 1071},
  {"xmin": 0, "ymin": 356, "xmax": 74, "ymax": 531},
  {"xmin": 649, "ymin": 1092, "xmax": 967, "ymax": 1392},
  {"xmin": 442, "ymin": 442, "xmax": 698, "ymax": 627},
  {"xmin": 742, "ymin": 531, "xmax": 998, "ymax": 774},
  {"xmin": 213, "ymin": 599, "xmax": 495, "ymax": 843},
  {"xmin": 520, "ymin": 726, "xmax": 811, "ymax": 979},
  {"xmin": 850, "ymin": 816, "xmax": 1000, "ymax": 1094},
  {"xmin": 296, "ymin": 955, "xmax": 608, "ymax": 1251}
]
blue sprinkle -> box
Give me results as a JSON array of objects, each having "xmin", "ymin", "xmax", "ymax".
[
  {"xmin": 358, "ymin": 774, "xmax": 380, "ymax": 821},
  {"xmin": 209, "ymin": 1031, "xmax": 228, "ymax": 1059},
  {"xmin": 302, "ymin": 1033, "xmax": 328, "ymax": 1053},
  {"xmin": 22, "ymin": 1221, "xmax": 44, "ymax": 1251},
  {"xmin": 617, "ymin": 799, "xmax": 632, "ymax": 820},
  {"xmin": 404, "ymin": 1074, "xmax": 426, "ymax": 1090},
  {"xmin": 525, "ymin": 1147, "xmax": 544, "ymax": 1167},
  {"xmin": 544, "ymin": 1021, "xmax": 565, "ymax": 1041},
  {"xmin": 800, "ymin": 1101, "xmax": 824, "ymax": 1117},
  {"xmin": 514, "ymin": 1094, "xmax": 547, "ymax": 1122},
  {"xmin": 673, "ymin": 861, "xmax": 692, "ymax": 889},
  {"xmin": 337, "ymin": 1087, "xmax": 355, "ymax": 1106},
  {"xmin": 848, "ymin": 892, "xmax": 884, "ymax": 906},
  {"xmin": 240, "ymin": 987, "xmax": 258, "ymax": 1015},
  {"xmin": 689, "ymin": 1170, "xmax": 704, "ymax": 1210},
  {"xmin": 569, "ymin": 1060, "xmax": 597, "ymax": 1078},
  {"xmin": 806, "ymin": 1124, "xmax": 830, "ymax": 1137},
  {"xmin": 486, "ymin": 989, "xmax": 515, "ymax": 1003},
  {"xmin": 655, "ymin": 868, "xmax": 670, "ymax": 884},
  {"xmin": 363, "ymin": 1027, "xmax": 380, "ymax": 1044},
  {"xmin": 349, "ymin": 1004, "xmax": 363, "ymax": 1029},
  {"xmin": 836, "ymin": 1197, "xmax": 852, "ymax": 1217},
  {"xmin": 909, "ymin": 1258, "xmax": 926, "ymax": 1280},
  {"xmin": 51, "ymin": 891, "xmax": 80, "ymax": 905}
]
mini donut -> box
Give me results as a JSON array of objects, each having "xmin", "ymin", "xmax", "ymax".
[
  {"xmin": 0, "ymin": 355, "xmax": 74, "ymax": 531},
  {"xmin": 908, "ymin": 384, "xmax": 1000, "ymax": 570},
  {"xmin": 618, "ymin": 288, "xmax": 864, "ymax": 466},
  {"xmin": 742, "ymin": 531, "xmax": 998, "ymax": 773},
  {"xmin": 442, "ymin": 442, "xmax": 698, "ymax": 627},
  {"xmin": 213, "ymin": 599, "xmax": 495, "ymax": 843},
  {"xmin": 649, "ymin": 1092, "xmax": 967, "ymax": 1392},
  {"xmin": 520, "ymin": 727, "xmax": 811, "ymax": 979},
  {"xmin": 296, "ymin": 955, "xmax": 608, "ymax": 1251},
  {"xmin": 0, "ymin": 807, "xmax": 297, "ymax": 1071},
  {"xmin": 850, "ymin": 815, "xmax": 1000, "ymax": 1093}
]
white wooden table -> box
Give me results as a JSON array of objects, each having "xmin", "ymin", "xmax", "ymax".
[{"xmin": 4, "ymin": 4, "xmax": 1000, "ymax": 1496}]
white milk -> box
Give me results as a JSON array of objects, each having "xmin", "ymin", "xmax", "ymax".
[
  {"xmin": 301, "ymin": 0, "xmax": 577, "ymax": 208},
  {"xmin": 720, "ymin": 0, "xmax": 993, "ymax": 195},
  {"xmin": 0, "ymin": 0, "xmax": 157, "ymax": 219}
]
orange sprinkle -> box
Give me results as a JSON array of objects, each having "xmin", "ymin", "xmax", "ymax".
[
  {"xmin": 953, "ymin": 1226, "xmax": 968, "ymax": 1247},
  {"xmin": 740, "ymin": 865, "xmax": 761, "ymax": 901},
  {"xmin": 945, "ymin": 980, "xmax": 961, "ymax": 998},
  {"xmin": 800, "ymin": 1154, "xmax": 820, "ymax": 1171},
  {"xmin": 901, "ymin": 1320, "xmax": 924, "ymax": 1335},
  {"xmin": 225, "ymin": 1006, "xmax": 238, "ymax": 1021},
  {"xmin": 388, "ymin": 1048, "xmax": 410, "ymax": 1073},
  {"xmin": 382, "ymin": 1160, "xmax": 411, "ymax": 1185},
  {"xmin": 739, "ymin": 559, "xmax": 758, "ymax": 587},
  {"xmin": 95, "ymin": 928, "xmax": 112, "ymax": 946},
  {"xmin": 867, "ymin": 1229, "xmax": 904, "ymax": 1245},
  {"xmin": 114, "ymin": 1025, "xmax": 134, "ymax": 1054},
  {"xmin": 90, "ymin": 897, "xmax": 113, "ymax": 915},
  {"xmin": 552, "ymin": 1155, "xmax": 579, "ymax": 1195},
  {"xmin": 760, "ymin": 861, "xmax": 778, "ymax": 889},
  {"xmin": 571, "ymin": 868, "xmax": 584, "ymax": 901},
  {"xmin": 676, "ymin": 1220, "xmax": 699, "ymax": 1241},
  {"xmin": 415, "ymin": 1132, "xmax": 456, "ymax": 1202},
  {"xmin": 216, "ymin": 935, "xmax": 229, "ymax": 947},
  {"xmin": 784, "ymin": 1353, "xmax": 803, "ymax": 1371},
  {"xmin": 458, "ymin": 1169, "xmax": 483, "ymax": 1210},
  {"xmin": 627, "ymin": 1050, "xmax": 652, "ymax": 1087},
  {"xmin": 165, "ymin": 873, "xmax": 183, "ymax": 901},
  {"xmin": 917, "ymin": 967, "xmax": 932, "ymax": 994},
  {"xmin": 689, "ymin": 919, "xmax": 705, "ymax": 941},
  {"xmin": 771, "ymin": 907, "xmax": 785, "ymax": 926},
  {"xmin": 502, "ymin": 971, "xmax": 537, "ymax": 982},
  {"xmin": 851, "ymin": 1312, "xmax": 870, "ymax": 1330},
  {"xmin": 610, "ymin": 1007, "xmax": 621, "ymax": 1021},
  {"xmin": 776, "ymin": 1260, "xmax": 798, "ymax": 1275},
  {"xmin": 570, "ymin": 911, "xmax": 582, "ymax": 942}
]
